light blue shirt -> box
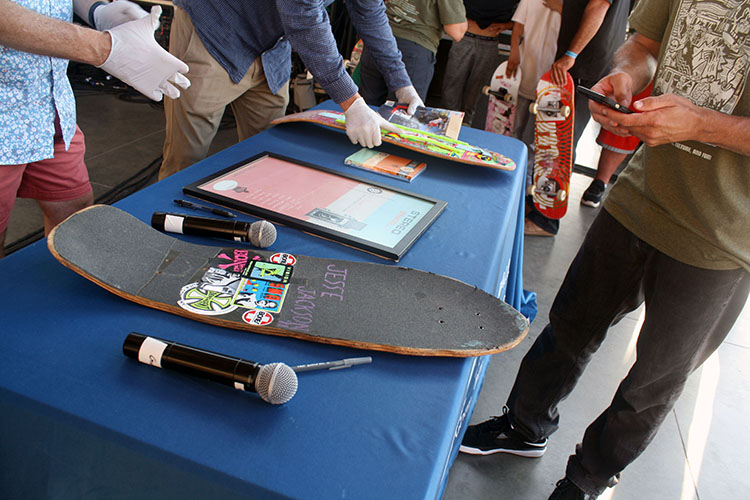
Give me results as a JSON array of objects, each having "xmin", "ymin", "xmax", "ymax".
[
  {"xmin": 0, "ymin": 0, "xmax": 77, "ymax": 164},
  {"xmin": 174, "ymin": 0, "xmax": 411, "ymax": 103}
]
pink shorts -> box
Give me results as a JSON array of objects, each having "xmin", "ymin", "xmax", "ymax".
[
  {"xmin": 596, "ymin": 82, "xmax": 654, "ymax": 154},
  {"xmin": 0, "ymin": 122, "xmax": 91, "ymax": 232}
]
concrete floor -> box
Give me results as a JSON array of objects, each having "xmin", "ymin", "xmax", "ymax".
[{"xmin": 5, "ymin": 86, "xmax": 749, "ymax": 500}]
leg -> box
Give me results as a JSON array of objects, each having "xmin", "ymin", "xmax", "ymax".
[
  {"xmin": 460, "ymin": 37, "xmax": 503, "ymax": 123},
  {"xmin": 4, "ymin": 123, "xmax": 92, "ymax": 257},
  {"xmin": 230, "ymin": 59, "xmax": 289, "ymax": 142},
  {"xmin": 358, "ymin": 44, "xmax": 389, "ymax": 106},
  {"xmin": 566, "ymin": 254, "xmax": 750, "ymax": 495},
  {"xmin": 508, "ymin": 211, "xmax": 648, "ymax": 440},
  {"xmin": 440, "ymin": 37, "xmax": 476, "ymax": 112},
  {"xmin": 0, "ymin": 165, "xmax": 27, "ymax": 259},
  {"xmin": 161, "ymin": 7, "xmax": 244, "ymax": 180},
  {"xmin": 395, "ymin": 38, "xmax": 436, "ymax": 102}
]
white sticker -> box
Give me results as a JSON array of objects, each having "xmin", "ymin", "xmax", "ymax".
[
  {"xmin": 138, "ymin": 337, "xmax": 168, "ymax": 368},
  {"xmin": 164, "ymin": 214, "xmax": 185, "ymax": 234}
]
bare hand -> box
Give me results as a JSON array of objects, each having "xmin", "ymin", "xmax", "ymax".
[
  {"xmin": 588, "ymin": 73, "xmax": 634, "ymax": 136},
  {"xmin": 506, "ymin": 50, "xmax": 520, "ymax": 78},
  {"xmin": 550, "ymin": 55, "xmax": 574, "ymax": 85},
  {"xmin": 617, "ymin": 94, "xmax": 704, "ymax": 147},
  {"xmin": 543, "ymin": 0, "xmax": 563, "ymax": 14}
]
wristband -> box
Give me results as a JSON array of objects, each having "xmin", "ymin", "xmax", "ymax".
[
  {"xmin": 565, "ymin": 50, "xmax": 578, "ymax": 59},
  {"xmin": 88, "ymin": 1, "xmax": 106, "ymax": 29}
]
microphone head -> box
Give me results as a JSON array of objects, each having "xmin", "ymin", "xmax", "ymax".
[
  {"xmin": 256, "ymin": 362, "xmax": 298, "ymax": 404},
  {"xmin": 248, "ymin": 220, "xmax": 277, "ymax": 248}
]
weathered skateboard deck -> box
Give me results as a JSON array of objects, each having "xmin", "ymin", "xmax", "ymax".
[
  {"xmin": 483, "ymin": 61, "xmax": 521, "ymax": 137},
  {"xmin": 48, "ymin": 205, "xmax": 528, "ymax": 357},
  {"xmin": 271, "ymin": 109, "xmax": 516, "ymax": 171},
  {"xmin": 529, "ymin": 70, "xmax": 574, "ymax": 219}
]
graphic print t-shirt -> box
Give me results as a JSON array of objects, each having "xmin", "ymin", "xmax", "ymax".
[{"xmin": 604, "ymin": 0, "xmax": 750, "ymax": 271}]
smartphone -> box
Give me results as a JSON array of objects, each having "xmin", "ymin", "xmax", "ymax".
[{"xmin": 577, "ymin": 85, "xmax": 634, "ymax": 114}]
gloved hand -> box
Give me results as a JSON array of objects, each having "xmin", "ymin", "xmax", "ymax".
[
  {"xmin": 93, "ymin": 0, "xmax": 148, "ymax": 31},
  {"xmin": 344, "ymin": 97, "xmax": 399, "ymax": 148},
  {"xmin": 394, "ymin": 85, "xmax": 424, "ymax": 116},
  {"xmin": 98, "ymin": 6, "xmax": 190, "ymax": 101}
]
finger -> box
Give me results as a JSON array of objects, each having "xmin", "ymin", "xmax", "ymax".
[
  {"xmin": 160, "ymin": 82, "xmax": 180, "ymax": 100},
  {"xmin": 170, "ymin": 72, "xmax": 191, "ymax": 90},
  {"xmin": 149, "ymin": 6, "xmax": 162, "ymax": 30}
]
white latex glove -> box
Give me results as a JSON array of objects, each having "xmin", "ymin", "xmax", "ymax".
[
  {"xmin": 344, "ymin": 97, "xmax": 399, "ymax": 148},
  {"xmin": 98, "ymin": 6, "xmax": 190, "ymax": 101},
  {"xmin": 394, "ymin": 85, "xmax": 424, "ymax": 116},
  {"xmin": 93, "ymin": 0, "xmax": 148, "ymax": 31}
]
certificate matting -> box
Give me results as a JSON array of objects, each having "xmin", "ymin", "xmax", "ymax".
[{"xmin": 183, "ymin": 152, "xmax": 447, "ymax": 260}]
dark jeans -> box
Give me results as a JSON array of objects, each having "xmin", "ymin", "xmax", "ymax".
[
  {"xmin": 507, "ymin": 210, "xmax": 750, "ymax": 495},
  {"xmin": 359, "ymin": 37, "xmax": 436, "ymax": 105},
  {"xmin": 526, "ymin": 77, "xmax": 601, "ymax": 234}
]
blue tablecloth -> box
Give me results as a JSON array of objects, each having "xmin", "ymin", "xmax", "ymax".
[{"xmin": 0, "ymin": 102, "xmax": 528, "ymax": 500}]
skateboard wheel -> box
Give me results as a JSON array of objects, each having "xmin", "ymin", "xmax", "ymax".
[
  {"xmin": 530, "ymin": 102, "xmax": 538, "ymax": 115},
  {"xmin": 503, "ymin": 93, "xmax": 513, "ymax": 103},
  {"xmin": 482, "ymin": 85, "xmax": 491, "ymax": 96},
  {"xmin": 557, "ymin": 190, "xmax": 567, "ymax": 202},
  {"xmin": 561, "ymin": 106, "xmax": 571, "ymax": 118}
]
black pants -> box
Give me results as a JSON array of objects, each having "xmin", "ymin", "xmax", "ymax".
[{"xmin": 508, "ymin": 210, "xmax": 749, "ymax": 495}]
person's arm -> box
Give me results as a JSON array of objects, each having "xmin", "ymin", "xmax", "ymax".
[
  {"xmin": 443, "ymin": 21, "xmax": 468, "ymax": 42},
  {"xmin": 0, "ymin": 0, "xmax": 111, "ymax": 65},
  {"xmin": 506, "ymin": 21, "xmax": 524, "ymax": 78},
  {"xmin": 73, "ymin": 0, "xmax": 148, "ymax": 31},
  {"xmin": 590, "ymin": 33, "xmax": 750, "ymax": 155},
  {"xmin": 550, "ymin": 0, "xmax": 611, "ymax": 84},
  {"xmin": 0, "ymin": 0, "xmax": 189, "ymax": 101}
]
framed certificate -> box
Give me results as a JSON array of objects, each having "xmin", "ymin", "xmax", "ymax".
[{"xmin": 183, "ymin": 152, "xmax": 447, "ymax": 261}]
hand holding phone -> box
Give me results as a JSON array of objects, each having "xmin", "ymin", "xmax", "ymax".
[{"xmin": 577, "ymin": 85, "xmax": 634, "ymax": 114}]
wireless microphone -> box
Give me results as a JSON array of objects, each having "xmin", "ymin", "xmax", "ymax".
[
  {"xmin": 151, "ymin": 212, "xmax": 277, "ymax": 248},
  {"xmin": 123, "ymin": 332, "xmax": 298, "ymax": 405}
]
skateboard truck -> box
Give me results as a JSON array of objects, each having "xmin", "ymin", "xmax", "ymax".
[{"xmin": 482, "ymin": 85, "xmax": 513, "ymax": 103}]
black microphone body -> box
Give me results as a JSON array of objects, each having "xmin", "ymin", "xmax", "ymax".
[
  {"xmin": 123, "ymin": 333, "xmax": 297, "ymax": 404},
  {"xmin": 151, "ymin": 212, "xmax": 276, "ymax": 247}
]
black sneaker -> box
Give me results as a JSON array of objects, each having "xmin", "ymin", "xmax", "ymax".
[
  {"xmin": 459, "ymin": 410, "xmax": 547, "ymax": 457},
  {"xmin": 581, "ymin": 179, "xmax": 607, "ymax": 208},
  {"xmin": 548, "ymin": 477, "xmax": 597, "ymax": 500}
]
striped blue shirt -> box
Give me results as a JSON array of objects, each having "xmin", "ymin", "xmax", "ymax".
[
  {"xmin": 174, "ymin": 0, "xmax": 411, "ymax": 103},
  {"xmin": 0, "ymin": 0, "xmax": 76, "ymax": 164}
]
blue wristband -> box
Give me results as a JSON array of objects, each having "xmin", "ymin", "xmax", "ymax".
[
  {"xmin": 565, "ymin": 50, "xmax": 578, "ymax": 59},
  {"xmin": 88, "ymin": 1, "xmax": 106, "ymax": 29}
]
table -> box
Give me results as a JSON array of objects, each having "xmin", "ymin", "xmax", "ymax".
[{"xmin": 0, "ymin": 102, "xmax": 528, "ymax": 499}]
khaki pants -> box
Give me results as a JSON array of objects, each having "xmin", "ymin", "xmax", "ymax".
[{"xmin": 160, "ymin": 7, "xmax": 289, "ymax": 180}]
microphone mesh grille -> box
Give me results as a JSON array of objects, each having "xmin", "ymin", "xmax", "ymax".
[
  {"xmin": 249, "ymin": 221, "xmax": 277, "ymax": 248},
  {"xmin": 256, "ymin": 363, "xmax": 298, "ymax": 404}
]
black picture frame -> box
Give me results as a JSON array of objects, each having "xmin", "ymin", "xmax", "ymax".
[{"xmin": 183, "ymin": 152, "xmax": 447, "ymax": 261}]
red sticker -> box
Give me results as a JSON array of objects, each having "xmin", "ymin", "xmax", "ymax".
[{"xmin": 242, "ymin": 309, "xmax": 274, "ymax": 326}]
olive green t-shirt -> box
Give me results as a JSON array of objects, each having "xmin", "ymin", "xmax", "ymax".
[
  {"xmin": 386, "ymin": 0, "xmax": 467, "ymax": 54},
  {"xmin": 604, "ymin": 0, "xmax": 750, "ymax": 271}
]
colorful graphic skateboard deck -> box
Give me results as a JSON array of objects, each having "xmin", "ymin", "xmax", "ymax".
[
  {"xmin": 483, "ymin": 61, "xmax": 521, "ymax": 137},
  {"xmin": 48, "ymin": 205, "xmax": 529, "ymax": 357},
  {"xmin": 345, "ymin": 39, "xmax": 364, "ymax": 86},
  {"xmin": 271, "ymin": 110, "xmax": 516, "ymax": 171},
  {"xmin": 529, "ymin": 70, "xmax": 574, "ymax": 219}
]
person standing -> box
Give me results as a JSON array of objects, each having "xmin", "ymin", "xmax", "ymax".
[
  {"xmin": 359, "ymin": 0, "xmax": 467, "ymax": 105},
  {"xmin": 159, "ymin": 0, "xmax": 424, "ymax": 180},
  {"xmin": 460, "ymin": 0, "xmax": 749, "ymax": 498},
  {"xmin": 524, "ymin": 0, "xmax": 631, "ymax": 236}
]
